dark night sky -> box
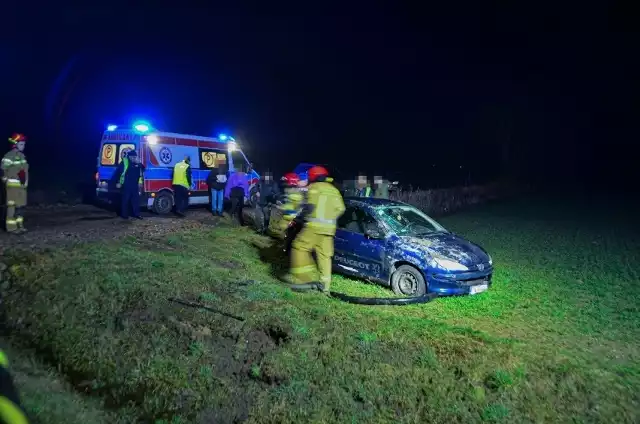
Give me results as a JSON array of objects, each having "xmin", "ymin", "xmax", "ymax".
[{"xmin": 1, "ymin": 3, "xmax": 638, "ymax": 190}]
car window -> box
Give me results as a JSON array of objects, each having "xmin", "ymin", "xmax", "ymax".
[
  {"xmin": 377, "ymin": 206, "xmax": 445, "ymax": 236},
  {"xmin": 338, "ymin": 206, "xmax": 383, "ymax": 234}
]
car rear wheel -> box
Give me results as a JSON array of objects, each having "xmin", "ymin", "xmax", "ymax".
[
  {"xmin": 391, "ymin": 265, "xmax": 427, "ymax": 297},
  {"xmin": 152, "ymin": 191, "xmax": 174, "ymax": 215}
]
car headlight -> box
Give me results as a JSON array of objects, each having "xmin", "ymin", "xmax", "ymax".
[
  {"xmin": 488, "ymin": 254, "xmax": 493, "ymax": 266},
  {"xmin": 433, "ymin": 256, "xmax": 468, "ymax": 271}
]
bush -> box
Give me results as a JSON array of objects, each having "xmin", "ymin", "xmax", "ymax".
[{"xmin": 390, "ymin": 180, "xmax": 523, "ymax": 215}]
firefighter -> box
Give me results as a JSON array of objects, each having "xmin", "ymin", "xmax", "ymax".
[
  {"xmin": 172, "ymin": 155, "xmax": 192, "ymax": 217},
  {"xmin": 0, "ymin": 349, "xmax": 30, "ymax": 423},
  {"xmin": 1, "ymin": 134, "xmax": 29, "ymax": 234},
  {"xmin": 278, "ymin": 172, "xmax": 304, "ymax": 225},
  {"xmin": 287, "ymin": 166, "xmax": 345, "ymax": 293},
  {"xmin": 115, "ymin": 150, "xmax": 145, "ymax": 220}
]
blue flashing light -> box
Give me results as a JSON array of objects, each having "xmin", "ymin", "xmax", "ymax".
[
  {"xmin": 219, "ymin": 134, "xmax": 228, "ymax": 141},
  {"xmin": 133, "ymin": 121, "xmax": 151, "ymax": 133},
  {"xmin": 107, "ymin": 124, "xmax": 118, "ymax": 131}
]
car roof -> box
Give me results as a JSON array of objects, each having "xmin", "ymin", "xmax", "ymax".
[{"xmin": 344, "ymin": 197, "xmax": 408, "ymax": 208}]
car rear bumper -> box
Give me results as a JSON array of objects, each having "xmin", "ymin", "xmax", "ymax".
[{"xmin": 428, "ymin": 269, "xmax": 493, "ymax": 296}]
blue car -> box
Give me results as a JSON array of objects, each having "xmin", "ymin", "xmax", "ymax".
[{"xmin": 333, "ymin": 198, "xmax": 493, "ymax": 296}]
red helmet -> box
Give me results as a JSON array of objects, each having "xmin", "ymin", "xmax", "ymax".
[
  {"xmin": 308, "ymin": 165, "xmax": 329, "ymax": 182},
  {"xmin": 281, "ymin": 172, "xmax": 300, "ymax": 186},
  {"xmin": 8, "ymin": 133, "xmax": 26, "ymax": 144}
]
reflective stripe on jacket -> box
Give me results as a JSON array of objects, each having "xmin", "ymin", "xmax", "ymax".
[
  {"xmin": 172, "ymin": 161, "xmax": 190, "ymax": 188},
  {"xmin": 304, "ymin": 181, "xmax": 346, "ymax": 236}
]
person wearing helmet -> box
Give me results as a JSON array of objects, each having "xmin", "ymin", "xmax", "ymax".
[
  {"xmin": 0, "ymin": 349, "xmax": 30, "ymax": 423},
  {"xmin": 114, "ymin": 150, "xmax": 145, "ymax": 220},
  {"xmin": 287, "ymin": 166, "xmax": 345, "ymax": 293},
  {"xmin": 1, "ymin": 134, "xmax": 29, "ymax": 234}
]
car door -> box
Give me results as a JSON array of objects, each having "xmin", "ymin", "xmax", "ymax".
[{"xmin": 334, "ymin": 206, "xmax": 387, "ymax": 281}]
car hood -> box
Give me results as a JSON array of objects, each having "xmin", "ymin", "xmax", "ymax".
[{"xmin": 400, "ymin": 232, "xmax": 488, "ymax": 267}]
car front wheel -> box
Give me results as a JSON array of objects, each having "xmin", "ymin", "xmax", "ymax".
[{"xmin": 391, "ymin": 265, "xmax": 427, "ymax": 297}]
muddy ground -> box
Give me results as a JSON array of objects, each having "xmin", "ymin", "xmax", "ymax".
[{"xmin": 0, "ymin": 205, "xmax": 228, "ymax": 254}]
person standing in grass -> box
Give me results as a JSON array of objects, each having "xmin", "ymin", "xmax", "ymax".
[
  {"xmin": 225, "ymin": 167, "xmax": 249, "ymax": 225},
  {"xmin": 207, "ymin": 163, "xmax": 227, "ymax": 216}
]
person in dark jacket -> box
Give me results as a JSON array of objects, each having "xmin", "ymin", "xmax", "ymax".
[
  {"xmin": 206, "ymin": 165, "xmax": 227, "ymax": 216},
  {"xmin": 115, "ymin": 150, "xmax": 145, "ymax": 220},
  {"xmin": 225, "ymin": 169, "xmax": 249, "ymax": 225},
  {"xmin": 256, "ymin": 171, "xmax": 280, "ymax": 233}
]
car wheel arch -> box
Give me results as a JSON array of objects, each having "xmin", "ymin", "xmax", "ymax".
[{"xmin": 389, "ymin": 260, "xmax": 426, "ymax": 283}]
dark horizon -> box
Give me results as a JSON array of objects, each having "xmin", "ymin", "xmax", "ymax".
[{"xmin": 2, "ymin": 4, "xmax": 638, "ymax": 190}]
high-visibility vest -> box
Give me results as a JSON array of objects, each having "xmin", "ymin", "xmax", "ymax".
[
  {"xmin": 119, "ymin": 157, "xmax": 143, "ymax": 185},
  {"xmin": 305, "ymin": 181, "xmax": 346, "ymax": 236},
  {"xmin": 0, "ymin": 350, "xmax": 29, "ymax": 424},
  {"xmin": 172, "ymin": 161, "xmax": 190, "ymax": 188}
]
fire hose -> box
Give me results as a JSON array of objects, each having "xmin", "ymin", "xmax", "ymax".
[{"xmin": 288, "ymin": 282, "xmax": 439, "ymax": 305}]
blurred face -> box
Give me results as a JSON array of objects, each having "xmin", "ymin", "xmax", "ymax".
[
  {"xmin": 129, "ymin": 155, "xmax": 139, "ymax": 163},
  {"xmin": 374, "ymin": 176, "xmax": 382, "ymax": 185},
  {"xmin": 297, "ymin": 179, "xmax": 308, "ymax": 187},
  {"xmin": 357, "ymin": 174, "xmax": 367, "ymax": 188},
  {"xmin": 264, "ymin": 172, "xmax": 272, "ymax": 182},
  {"xmin": 16, "ymin": 141, "xmax": 26, "ymax": 152}
]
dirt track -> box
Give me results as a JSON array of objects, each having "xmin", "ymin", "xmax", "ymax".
[{"xmin": 0, "ymin": 205, "xmax": 222, "ymax": 254}]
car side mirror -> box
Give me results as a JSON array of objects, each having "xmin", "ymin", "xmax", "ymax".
[{"xmin": 365, "ymin": 228, "xmax": 385, "ymax": 240}]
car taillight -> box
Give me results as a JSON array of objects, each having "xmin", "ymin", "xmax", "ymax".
[{"xmin": 95, "ymin": 172, "xmax": 99, "ymax": 181}]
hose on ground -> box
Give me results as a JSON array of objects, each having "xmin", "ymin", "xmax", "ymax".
[{"xmin": 289, "ymin": 283, "xmax": 439, "ymax": 306}]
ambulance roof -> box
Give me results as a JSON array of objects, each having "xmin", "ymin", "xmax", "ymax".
[{"xmin": 103, "ymin": 128, "xmax": 228, "ymax": 144}]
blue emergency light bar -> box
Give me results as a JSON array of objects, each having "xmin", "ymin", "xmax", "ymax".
[{"xmin": 107, "ymin": 124, "xmax": 118, "ymax": 131}]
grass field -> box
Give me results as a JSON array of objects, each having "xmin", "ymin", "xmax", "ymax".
[{"xmin": 1, "ymin": 196, "xmax": 639, "ymax": 423}]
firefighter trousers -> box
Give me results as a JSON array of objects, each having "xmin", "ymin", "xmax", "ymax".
[
  {"xmin": 290, "ymin": 226, "xmax": 334, "ymax": 291},
  {"xmin": 3, "ymin": 185, "xmax": 26, "ymax": 233}
]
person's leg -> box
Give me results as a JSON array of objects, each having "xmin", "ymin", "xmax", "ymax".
[
  {"xmin": 216, "ymin": 190, "xmax": 224, "ymax": 214},
  {"xmin": 237, "ymin": 201, "xmax": 244, "ymax": 225},
  {"xmin": 211, "ymin": 189, "xmax": 219, "ymax": 214},
  {"xmin": 288, "ymin": 226, "xmax": 318, "ymax": 284},
  {"xmin": 131, "ymin": 189, "xmax": 141, "ymax": 218},
  {"xmin": 315, "ymin": 235, "xmax": 335, "ymax": 292},
  {"xmin": 120, "ymin": 188, "xmax": 131, "ymax": 219},
  {"xmin": 4, "ymin": 188, "xmax": 18, "ymax": 233},
  {"xmin": 14, "ymin": 187, "xmax": 27, "ymax": 232}
]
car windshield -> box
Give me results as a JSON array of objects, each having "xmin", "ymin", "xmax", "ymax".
[{"xmin": 376, "ymin": 206, "xmax": 446, "ymax": 236}]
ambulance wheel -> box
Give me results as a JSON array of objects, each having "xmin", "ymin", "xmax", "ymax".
[
  {"xmin": 391, "ymin": 265, "xmax": 427, "ymax": 297},
  {"xmin": 152, "ymin": 191, "xmax": 174, "ymax": 215}
]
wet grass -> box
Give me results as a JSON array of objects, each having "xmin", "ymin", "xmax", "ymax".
[{"xmin": 1, "ymin": 196, "xmax": 639, "ymax": 423}]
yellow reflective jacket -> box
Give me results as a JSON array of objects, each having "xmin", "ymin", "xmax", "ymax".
[
  {"xmin": 278, "ymin": 187, "xmax": 304, "ymax": 221},
  {"xmin": 172, "ymin": 161, "xmax": 190, "ymax": 188},
  {"xmin": 304, "ymin": 181, "xmax": 346, "ymax": 236},
  {"xmin": 1, "ymin": 150, "xmax": 28, "ymax": 189}
]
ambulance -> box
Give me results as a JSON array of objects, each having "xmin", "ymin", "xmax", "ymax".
[{"xmin": 95, "ymin": 121, "xmax": 259, "ymax": 214}]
